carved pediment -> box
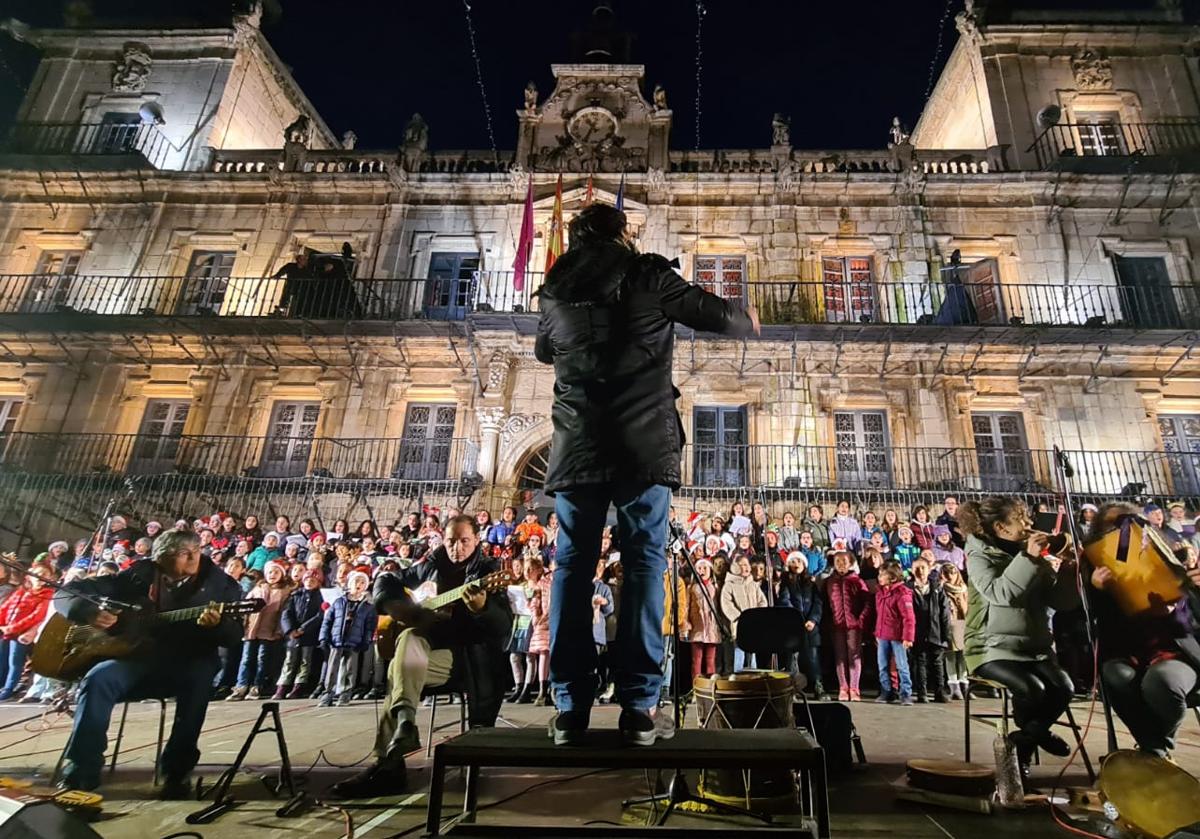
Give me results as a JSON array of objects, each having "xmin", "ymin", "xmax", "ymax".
[{"xmin": 1071, "ymin": 48, "xmax": 1113, "ymax": 92}]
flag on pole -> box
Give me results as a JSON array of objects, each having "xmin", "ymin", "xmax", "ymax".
[
  {"xmin": 545, "ymin": 174, "xmax": 564, "ymax": 272},
  {"xmin": 584, "ymin": 174, "xmax": 594, "ymax": 206},
  {"xmin": 512, "ymin": 178, "xmax": 534, "ymax": 292},
  {"xmin": 615, "ymin": 171, "xmax": 625, "ymax": 211}
]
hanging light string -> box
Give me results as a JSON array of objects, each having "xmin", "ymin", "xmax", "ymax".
[
  {"xmin": 923, "ymin": 0, "xmax": 955, "ymax": 101},
  {"xmin": 693, "ymin": 1, "xmax": 707, "ymax": 151},
  {"xmin": 462, "ymin": 0, "xmax": 498, "ymax": 156}
]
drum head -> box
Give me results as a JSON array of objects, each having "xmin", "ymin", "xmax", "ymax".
[{"xmin": 1099, "ymin": 750, "xmax": 1200, "ymax": 839}]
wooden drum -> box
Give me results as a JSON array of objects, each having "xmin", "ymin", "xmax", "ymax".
[{"xmin": 693, "ymin": 670, "xmax": 798, "ymax": 812}]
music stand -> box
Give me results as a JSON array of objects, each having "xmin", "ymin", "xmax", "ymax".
[{"xmin": 736, "ymin": 607, "xmax": 817, "ymax": 735}]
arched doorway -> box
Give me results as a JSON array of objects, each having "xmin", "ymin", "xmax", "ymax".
[{"xmin": 515, "ymin": 443, "xmax": 552, "ymax": 512}]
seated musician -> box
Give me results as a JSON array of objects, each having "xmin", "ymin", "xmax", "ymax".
[
  {"xmin": 1087, "ymin": 503, "xmax": 1200, "ymax": 757},
  {"xmin": 960, "ymin": 498, "xmax": 1080, "ymax": 781},
  {"xmin": 54, "ymin": 528, "xmax": 243, "ymax": 797},
  {"xmin": 329, "ymin": 514, "xmax": 511, "ymax": 798}
]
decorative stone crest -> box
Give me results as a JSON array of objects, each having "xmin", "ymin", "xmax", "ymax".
[
  {"xmin": 112, "ymin": 43, "xmax": 152, "ymax": 93},
  {"xmin": 486, "ymin": 352, "xmax": 513, "ymax": 394},
  {"xmin": 1071, "ymin": 47, "xmax": 1113, "ymax": 91},
  {"xmin": 501, "ymin": 413, "xmax": 545, "ymax": 444}
]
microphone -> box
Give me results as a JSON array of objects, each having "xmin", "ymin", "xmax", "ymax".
[{"xmin": 1053, "ymin": 446, "xmax": 1075, "ymax": 479}]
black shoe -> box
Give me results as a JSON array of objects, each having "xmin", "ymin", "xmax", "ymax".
[
  {"xmin": 550, "ymin": 710, "xmax": 590, "ymax": 746},
  {"xmin": 516, "ymin": 684, "xmax": 535, "ymax": 704},
  {"xmin": 159, "ymin": 775, "xmax": 193, "ymax": 800},
  {"xmin": 56, "ymin": 776, "xmax": 98, "ymax": 794},
  {"xmin": 933, "ymin": 693, "xmax": 949, "ymax": 704},
  {"xmin": 915, "ymin": 695, "xmax": 929, "ymax": 704},
  {"xmin": 1036, "ymin": 730, "xmax": 1072, "ymax": 757},
  {"xmin": 1008, "ymin": 730, "xmax": 1037, "ymax": 766},
  {"xmin": 619, "ymin": 708, "xmax": 675, "ymax": 747},
  {"xmin": 327, "ymin": 760, "xmax": 407, "ymax": 799}
]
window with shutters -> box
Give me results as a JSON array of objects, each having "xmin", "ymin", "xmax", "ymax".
[
  {"xmin": 425, "ymin": 253, "xmax": 479, "ymax": 320},
  {"xmin": 23, "ymin": 251, "xmax": 82, "ymax": 313},
  {"xmin": 972, "ymin": 412, "xmax": 1034, "ymax": 491},
  {"xmin": 1159, "ymin": 415, "xmax": 1200, "ymax": 496},
  {"xmin": 833, "ymin": 410, "xmax": 890, "ymax": 488},
  {"xmin": 1114, "ymin": 256, "xmax": 1180, "ymax": 329},
  {"xmin": 396, "ymin": 403, "xmax": 457, "ymax": 480},
  {"xmin": 130, "ymin": 399, "xmax": 190, "ymax": 474},
  {"xmin": 822, "ymin": 257, "xmax": 875, "ymax": 323},
  {"xmin": 179, "ymin": 250, "xmax": 236, "ymax": 315},
  {"xmin": 692, "ymin": 406, "xmax": 747, "ymax": 487},
  {"xmin": 261, "ymin": 402, "xmax": 320, "ymax": 477},
  {"xmin": 1076, "ymin": 112, "xmax": 1123, "ymax": 156},
  {"xmin": 693, "ymin": 256, "xmax": 746, "ymax": 304}
]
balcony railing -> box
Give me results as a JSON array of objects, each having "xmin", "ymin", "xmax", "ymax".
[
  {"xmin": 4, "ymin": 122, "xmax": 172, "ymax": 169},
  {"xmin": 1029, "ymin": 120, "xmax": 1200, "ymax": 169},
  {"xmin": 0, "ymin": 433, "xmax": 1195, "ymax": 499},
  {"xmin": 0, "ymin": 433, "xmax": 479, "ymax": 483},
  {"xmin": 679, "ymin": 445, "xmax": 1200, "ymax": 499},
  {"xmin": 0, "ymin": 272, "xmax": 1195, "ymax": 332}
]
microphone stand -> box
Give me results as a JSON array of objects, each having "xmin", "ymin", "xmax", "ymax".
[
  {"xmin": 621, "ymin": 535, "xmax": 771, "ymax": 826},
  {"xmin": 0, "ymin": 553, "xmax": 141, "ymax": 614},
  {"xmin": 1051, "ymin": 445, "xmax": 1119, "ymax": 753}
]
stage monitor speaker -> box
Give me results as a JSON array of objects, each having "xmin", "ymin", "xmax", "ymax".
[{"xmin": 0, "ymin": 790, "xmax": 101, "ymax": 839}]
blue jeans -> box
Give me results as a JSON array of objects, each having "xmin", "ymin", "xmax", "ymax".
[
  {"xmin": 236, "ymin": 639, "xmax": 284, "ymax": 692},
  {"xmin": 733, "ymin": 648, "xmax": 757, "ymax": 671},
  {"xmin": 62, "ymin": 655, "xmax": 220, "ymax": 789},
  {"xmin": 0, "ymin": 639, "xmax": 29, "ymax": 693},
  {"xmin": 876, "ymin": 639, "xmax": 912, "ymax": 699},
  {"xmin": 550, "ymin": 482, "xmax": 671, "ymax": 714}
]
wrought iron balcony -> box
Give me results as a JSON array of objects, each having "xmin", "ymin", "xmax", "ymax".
[
  {"xmin": 679, "ymin": 444, "xmax": 1200, "ymax": 500},
  {"xmin": 0, "ymin": 432, "xmax": 479, "ymax": 485},
  {"xmin": 0, "ymin": 272, "xmax": 1195, "ymax": 334},
  {"xmin": 4, "ymin": 121, "xmax": 172, "ymax": 169},
  {"xmin": 1029, "ymin": 120, "xmax": 1200, "ymax": 170}
]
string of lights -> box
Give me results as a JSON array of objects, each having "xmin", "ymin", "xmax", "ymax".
[
  {"xmin": 923, "ymin": 0, "xmax": 956, "ymax": 101},
  {"xmin": 693, "ymin": 1, "xmax": 707, "ymax": 151},
  {"xmin": 461, "ymin": 0, "xmax": 497, "ymax": 156}
]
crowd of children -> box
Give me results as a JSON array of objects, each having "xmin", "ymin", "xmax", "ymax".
[{"xmin": 1, "ymin": 495, "xmax": 1197, "ymax": 712}]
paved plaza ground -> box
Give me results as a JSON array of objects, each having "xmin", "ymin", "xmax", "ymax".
[{"xmin": 0, "ymin": 693, "xmax": 1193, "ymax": 838}]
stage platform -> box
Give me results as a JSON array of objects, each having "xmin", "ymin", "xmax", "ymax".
[
  {"xmin": 0, "ymin": 696, "xmax": 1195, "ymax": 838},
  {"xmin": 427, "ymin": 727, "xmax": 827, "ymax": 837}
]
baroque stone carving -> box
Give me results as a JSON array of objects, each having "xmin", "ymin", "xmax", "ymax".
[
  {"xmin": 777, "ymin": 160, "xmax": 801, "ymax": 193},
  {"xmin": 112, "ymin": 43, "xmax": 152, "ymax": 93},
  {"xmin": 646, "ymin": 166, "xmax": 666, "ymax": 192},
  {"xmin": 1071, "ymin": 48, "xmax": 1113, "ymax": 91},
  {"xmin": 955, "ymin": 0, "xmax": 982, "ymax": 45},
  {"xmin": 500, "ymin": 413, "xmax": 545, "ymax": 444},
  {"xmin": 486, "ymin": 352, "xmax": 513, "ymax": 394},
  {"xmin": 404, "ymin": 113, "xmax": 429, "ymax": 149},
  {"xmin": 888, "ymin": 116, "xmax": 909, "ymax": 147},
  {"xmin": 284, "ymin": 114, "xmax": 311, "ymax": 146},
  {"xmin": 507, "ymin": 164, "xmax": 529, "ymax": 194},
  {"xmin": 653, "ymin": 84, "xmax": 668, "ymax": 111},
  {"xmin": 524, "ymin": 81, "xmax": 539, "ymax": 114},
  {"xmin": 771, "ymin": 113, "xmax": 790, "ymax": 147},
  {"xmin": 341, "ymin": 130, "xmax": 357, "ymax": 150},
  {"xmin": 477, "ymin": 406, "xmax": 505, "ymax": 432}
]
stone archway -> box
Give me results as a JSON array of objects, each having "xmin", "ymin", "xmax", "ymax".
[{"xmin": 517, "ymin": 443, "xmax": 551, "ymax": 491}]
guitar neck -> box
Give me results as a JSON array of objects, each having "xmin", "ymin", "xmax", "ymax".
[
  {"xmin": 158, "ymin": 604, "xmax": 215, "ymax": 623},
  {"xmin": 422, "ymin": 580, "xmax": 475, "ymax": 612}
]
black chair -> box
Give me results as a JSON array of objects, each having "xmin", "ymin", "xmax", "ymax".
[
  {"xmin": 735, "ymin": 606, "xmax": 816, "ymax": 733},
  {"xmin": 421, "ymin": 679, "xmax": 467, "ymax": 758}
]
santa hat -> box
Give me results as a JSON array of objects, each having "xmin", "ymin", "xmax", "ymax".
[
  {"xmin": 346, "ymin": 570, "xmax": 370, "ymax": 589},
  {"xmin": 694, "ymin": 558, "xmax": 713, "ymax": 573},
  {"xmin": 785, "ymin": 551, "xmax": 805, "ymax": 567},
  {"xmin": 686, "ymin": 512, "xmax": 704, "ymax": 529},
  {"xmin": 265, "ymin": 560, "xmax": 288, "ymax": 577}
]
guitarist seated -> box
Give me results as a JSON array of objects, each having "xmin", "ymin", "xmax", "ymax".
[
  {"xmin": 329, "ymin": 514, "xmax": 512, "ymax": 798},
  {"xmin": 54, "ymin": 528, "xmax": 243, "ymax": 797}
]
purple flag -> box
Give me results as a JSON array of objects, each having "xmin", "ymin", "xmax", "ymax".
[{"xmin": 512, "ymin": 178, "xmax": 534, "ymax": 292}]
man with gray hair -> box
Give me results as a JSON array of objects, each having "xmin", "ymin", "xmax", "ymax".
[{"xmin": 53, "ymin": 528, "xmax": 244, "ymax": 797}]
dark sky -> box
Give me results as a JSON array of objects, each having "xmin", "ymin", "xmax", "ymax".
[{"xmin": 0, "ymin": 0, "xmax": 1182, "ymax": 152}]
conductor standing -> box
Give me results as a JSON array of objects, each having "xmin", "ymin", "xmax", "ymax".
[{"xmin": 535, "ymin": 204, "xmax": 759, "ymax": 746}]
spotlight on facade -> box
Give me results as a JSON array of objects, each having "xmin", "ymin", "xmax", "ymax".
[
  {"xmin": 138, "ymin": 306, "xmax": 157, "ymax": 316},
  {"xmin": 310, "ymin": 467, "xmax": 334, "ymax": 478},
  {"xmin": 1036, "ymin": 104, "xmax": 1062, "ymax": 131},
  {"xmin": 1083, "ymin": 315, "xmax": 1107, "ymax": 328},
  {"xmin": 139, "ymin": 101, "xmax": 165, "ymax": 125},
  {"xmin": 1009, "ymin": 316, "xmax": 1025, "ymax": 326}
]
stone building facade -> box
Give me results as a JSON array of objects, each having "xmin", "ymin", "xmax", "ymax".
[{"xmin": 0, "ymin": 1, "xmax": 1198, "ymax": 551}]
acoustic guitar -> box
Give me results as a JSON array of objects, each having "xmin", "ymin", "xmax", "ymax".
[
  {"xmin": 31, "ymin": 598, "xmax": 264, "ymax": 681},
  {"xmin": 376, "ymin": 569, "xmax": 514, "ymax": 661}
]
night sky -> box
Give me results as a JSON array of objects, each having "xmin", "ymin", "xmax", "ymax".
[{"xmin": 0, "ymin": 0, "xmax": 1183, "ymax": 152}]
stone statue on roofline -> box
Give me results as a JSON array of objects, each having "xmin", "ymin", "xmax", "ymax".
[
  {"xmin": 653, "ymin": 84, "xmax": 668, "ymax": 112},
  {"xmin": 888, "ymin": 116, "xmax": 910, "ymax": 148},
  {"xmin": 404, "ymin": 113, "xmax": 429, "ymax": 150},
  {"xmin": 772, "ymin": 113, "xmax": 790, "ymax": 147},
  {"xmin": 284, "ymin": 114, "xmax": 311, "ymax": 146},
  {"xmin": 341, "ymin": 130, "xmax": 357, "ymax": 150},
  {"xmin": 524, "ymin": 81, "xmax": 539, "ymax": 114}
]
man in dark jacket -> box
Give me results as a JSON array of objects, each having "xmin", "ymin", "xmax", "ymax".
[
  {"xmin": 54, "ymin": 529, "xmax": 244, "ymax": 796},
  {"xmin": 536, "ymin": 204, "xmax": 758, "ymax": 746},
  {"xmin": 329, "ymin": 514, "xmax": 511, "ymax": 798}
]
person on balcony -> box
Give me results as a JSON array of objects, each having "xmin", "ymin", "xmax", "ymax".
[{"xmin": 534, "ymin": 203, "xmax": 758, "ymax": 747}]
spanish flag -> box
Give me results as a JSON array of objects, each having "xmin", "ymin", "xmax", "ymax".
[{"xmin": 545, "ymin": 174, "xmax": 564, "ymax": 272}]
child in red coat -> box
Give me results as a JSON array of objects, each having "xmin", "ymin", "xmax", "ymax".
[
  {"xmin": 825, "ymin": 551, "xmax": 872, "ymax": 701},
  {"xmin": 873, "ymin": 560, "xmax": 915, "ymax": 705},
  {"xmin": 0, "ymin": 562, "xmax": 56, "ymax": 700}
]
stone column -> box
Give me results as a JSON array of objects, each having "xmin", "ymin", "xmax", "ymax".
[{"xmin": 476, "ymin": 407, "xmax": 505, "ymax": 484}]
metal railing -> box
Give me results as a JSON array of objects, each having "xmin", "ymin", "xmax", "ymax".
[
  {"xmin": 1029, "ymin": 120, "xmax": 1200, "ymax": 169},
  {"xmin": 0, "ymin": 433, "xmax": 480, "ymax": 483},
  {"xmin": 5, "ymin": 121, "xmax": 172, "ymax": 169},
  {"xmin": 0, "ymin": 433, "xmax": 1195, "ymax": 499},
  {"xmin": 679, "ymin": 444, "xmax": 1200, "ymax": 499},
  {"xmin": 1, "ymin": 272, "xmax": 1195, "ymax": 331}
]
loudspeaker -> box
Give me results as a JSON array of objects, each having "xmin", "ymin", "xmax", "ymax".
[
  {"xmin": 0, "ymin": 790, "xmax": 101, "ymax": 839},
  {"xmin": 795, "ymin": 701, "xmax": 866, "ymax": 773}
]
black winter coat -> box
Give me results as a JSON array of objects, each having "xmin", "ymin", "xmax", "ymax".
[
  {"xmin": 373, "ymin": 545, "xmax": 512, "ymax": 728},
  {"xmin": 535, "ymin": 240, "xmax": 754, "ymax": 492},
  {"xmin": 909, "ymin": 582, "xmax": 953, "ymax": 650},
  {"xmin": 281, "ymin": 587, "xmax": 325, "ymax": 648},
  {"xmin": 778, "ymin": 573, "xmax": 823, "ymax": 645}
]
